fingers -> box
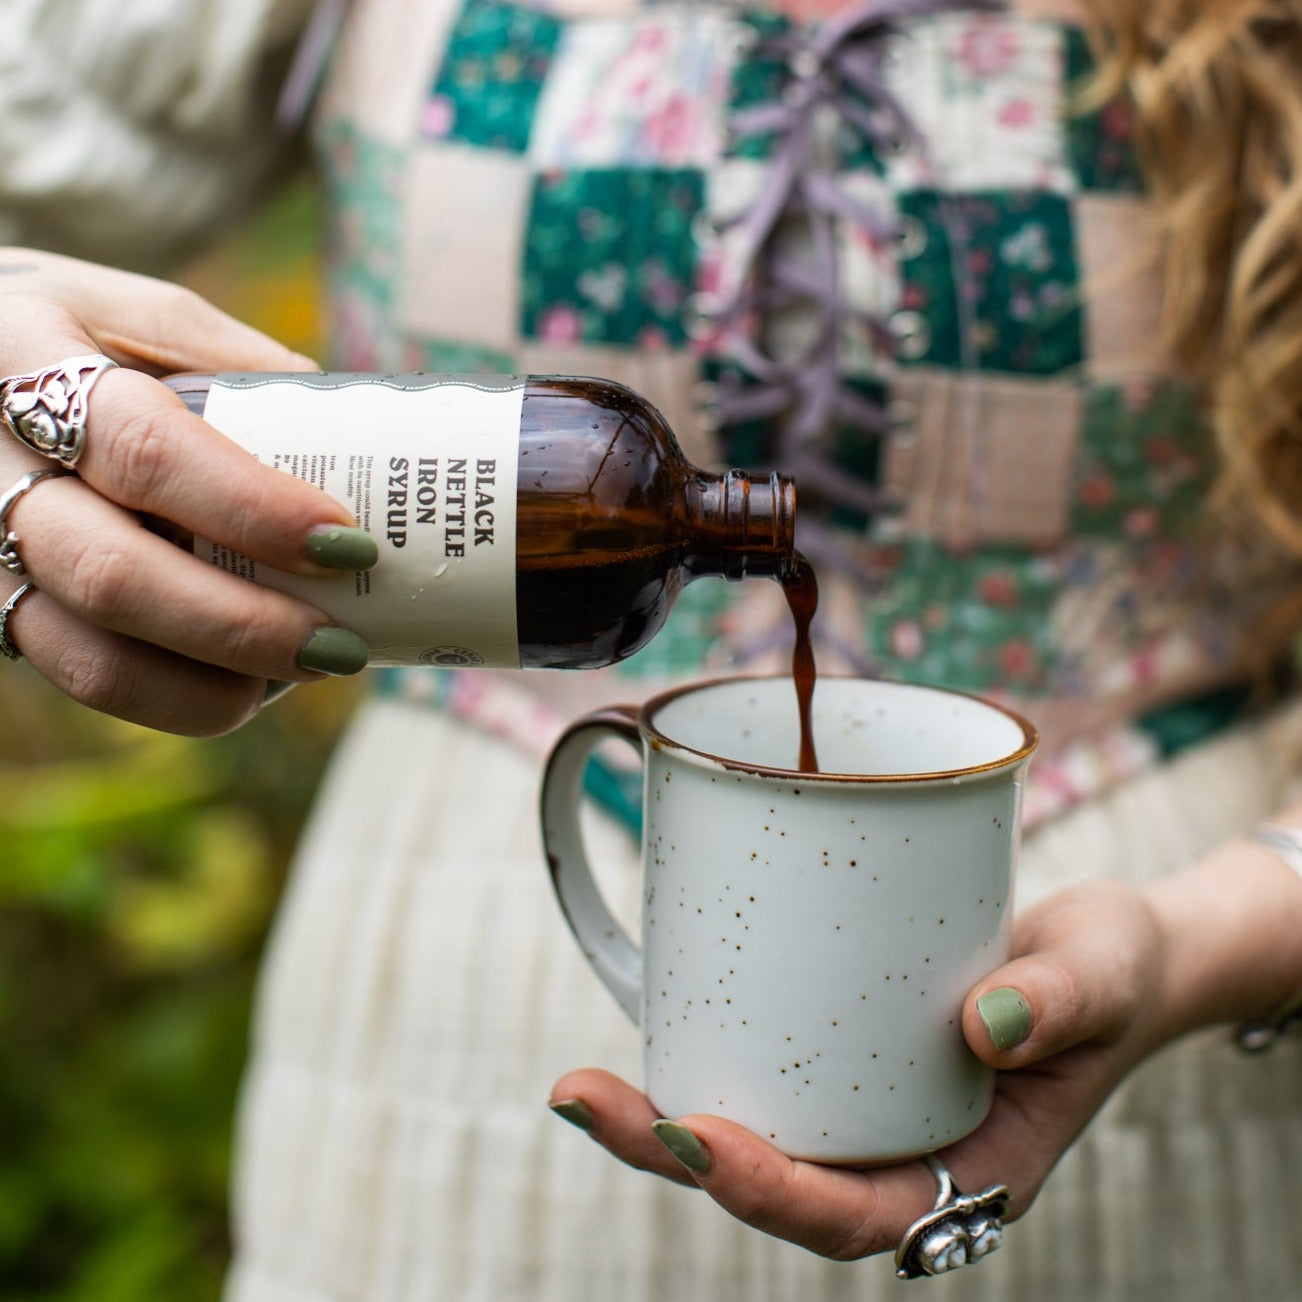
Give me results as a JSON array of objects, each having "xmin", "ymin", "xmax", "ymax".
[
  {"xmin": 77, "ymin": 367, "xmax": 367, "ymax": 577},
  {"xmin": 10, "ymin": 476, "xmax": 359, "ymax": 683},
  {"xmin": 0, "ymin": 267, "xmax": 357, "ymax": 579},
  {"xmin": 650, "ymin": 1114, "xmax": 941, "ymax": 1260},
  {"xmin": 0, "ymin": 250, "xmax": 366, "ymax": 732},
  {"xmin": 549, "ymin": 1069, "xmax": 942, "ymax": 1262},
  {"xmin": 963, "ymin": 880, "xmax": 1164, "ymax": 1068},
  {"xmin": 2, "ymin": 577, "xmax": 268, "ymax": 736},
  {"xmin": 550, "ymin": 1069, "xmax": 696, "ymax": 1185},
  {"xmin": 0, "ymin": 248, "xmax": 318, "ymax": 373}
]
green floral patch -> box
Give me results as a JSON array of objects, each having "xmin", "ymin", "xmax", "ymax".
[
  {"xmin": 521, "ymin": 168, "xmax": 705, "ymax": 347},
  {"xmin": 317, "ymin": 120, "xmax": 408, "ymax": 366},
  {"xmin": 896, "ymin": 189, "xmax": 1083, "ymax": 374},
  {"xmin": 725, "ymin": 13, "xmax": 791, "ymax": 161},
  {"xmin": 318, "ymin": 120, "xmax": 405, "ymax": 309},
  {"xmin": 424, "ymin": 0, "xmax": 564, "ymax": 153},
  {"xmin": 725, "ymin": 12, "xmax": 881, "ymax": 171},
  {"xmin": 865, "ymin": 540, "xmax": 1059, "ymax": 691},
  {"xmin": 1070, "ymin": 380, "xmax": 1214, "ymax": 538},
  {"xmin": 1061, "ymin": 27, "xmax": 1144, "ymax": 193}
]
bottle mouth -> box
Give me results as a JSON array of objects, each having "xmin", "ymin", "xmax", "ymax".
[{"xmin": 719, "ymin": 469, "xmax": 796, "ymax": 581}]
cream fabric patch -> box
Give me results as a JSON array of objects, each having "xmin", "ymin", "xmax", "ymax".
[
  {"xmin": 324, "ymin": 0, "xmax": 462, "ymax": 146},
  {"xmin": 878, "ymin": 13, "xmax": 1075, "ymax": 193},
  {"xmin": 882, "ymin": 366, "xmax": 1082, "ymax": 546},
  {"xmin": 396, "ymin": 143, "xmax": 532, "ymax": 350},
  {"xmin": 1074, "ymin": 191, "xmax": 1171, "ymax": 382},
  {"xmin": 528, "ymin": 10, "xmax": 735, "ymax": 169}
]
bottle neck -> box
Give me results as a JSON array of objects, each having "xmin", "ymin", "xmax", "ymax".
[{"xmin": 684, "ymin": 469, "xmax": 797, "ymax": 582}]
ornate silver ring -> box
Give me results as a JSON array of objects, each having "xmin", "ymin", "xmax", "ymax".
[
  {"xmin": 0, "ymin": 581, "xmax": 35, "ymax": 662},
  {"xmin": 894, "ymin": 1154, "xmax": 1010, "ymax": 1280},
  {"xmin": 0, "ymin": 468, "xmax": 67, "ymax": 575},
  {"xmin": 0, "ymin": 353, "xmax": 117, "ymax": 467}
]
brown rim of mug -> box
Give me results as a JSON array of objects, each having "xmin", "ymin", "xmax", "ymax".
[{"xmin": 639, "ymin": 674, "xmax": 1039, "ymax": 785}]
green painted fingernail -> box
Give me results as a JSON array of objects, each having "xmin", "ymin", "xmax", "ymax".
[
  {"xmin": 549, "ymin": 1099, "xmax": 595, "ymax": 1133},
  {"xmin": 977, "ymin": 986, "xmax": 1033, "ymax": 1051},
  {"xmin": 306, "ymin": 526, "xmax": 379, "ymax": 570},
  {"xmin": 298, "ymin": 626, "xmax": 369, "ymax": 676},
  {"xmin": 262, "ymin": 680, "xmax": 295, "ymax": 705},
  {"xmin": 651, "ymin": 1119, "xmax": 710, "ymax": 1174}
]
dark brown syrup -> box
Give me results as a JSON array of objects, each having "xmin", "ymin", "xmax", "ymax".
[{"xmin": 782, "ymin": 553, "xmax": 820, "ymax": 773}]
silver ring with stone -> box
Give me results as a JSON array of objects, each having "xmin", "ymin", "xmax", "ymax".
[
  {"xmin": 894, "ymin": 1154, "xmax": 1010, "ymax": 1280},
  {"xmin": 0, "ymin": 468, "xmax": 66, "ymax": 575},
  {"xmin": 0, "ymin": 353, "xmax": 117, "ymax": 467},
  {"xmin": 0, "ymin": 581, "xmax": 35, "ymax": 661}
]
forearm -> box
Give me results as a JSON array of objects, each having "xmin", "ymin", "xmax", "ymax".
[{"xmin": 1143, "ymin": 807, "xmax": 1302, "ymax": 1042}]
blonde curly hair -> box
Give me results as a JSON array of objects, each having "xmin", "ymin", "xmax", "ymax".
[{"xmin": 1087, "ymin": 0, "xmax": 1302, "ymax": 554}]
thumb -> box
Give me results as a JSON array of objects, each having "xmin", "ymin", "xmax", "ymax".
[
  {"xmin": 961, "ymin": 881, "xmax": 1162, "ymax": 1069},
  {"xmin": 19, "ymin": 249, "xmax": 319, "ymax": 374}
]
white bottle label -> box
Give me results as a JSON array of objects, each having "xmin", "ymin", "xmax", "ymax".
[{"xmin": 199, "ymin": 373, "xmax": 523, "ymax": 668}]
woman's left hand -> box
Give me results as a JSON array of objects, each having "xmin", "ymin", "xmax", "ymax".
[{"xmin": 549, "ymin": 878, "xmax": 1171, "ymax": 1261}]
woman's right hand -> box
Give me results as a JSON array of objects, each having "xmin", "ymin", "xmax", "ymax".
[{"xmin": 0, "ymin": 247, "xmax": 376, "ymax": 735}]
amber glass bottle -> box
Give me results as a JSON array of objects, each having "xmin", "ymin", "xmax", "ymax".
[{"xmin": 165, "ymin": 373, "xmax": 796, "ymax": 669}]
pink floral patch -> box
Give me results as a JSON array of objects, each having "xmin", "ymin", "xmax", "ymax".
[
  {"xmin": 1078, "ymin": 472, "xmax": 1116, "ymax": 509},
  {"xmin": 421, "ymin": 95, "xmax": 456, "ymax": 138},
  {"xmin": 888, "ymin": 618, "xmax": 925, "ymax": 661},
  {"xmin": 644, "ymin": 94, "xmax": 701, "ymax": 164},
  {"xmin": 957, "ymin": 21, "xmax": 1021, "ymax": 80},
  {"xmin": 538, "ymin": 305, "xmax": 583, "ymax": 345},
  {"xmin": 997, "ymin": 638, "xmax": 1038, "ymax": 680},
  {"xmin": 978, "ymin": 571, "xmax": 1019, "ymax": 607},
  {"xmin": 996, "ymin": 96, "xmax": 1035, "ymax": 130}
]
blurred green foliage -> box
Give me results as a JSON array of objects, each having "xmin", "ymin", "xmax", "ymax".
[
  {"xmin": 1, "ymin": 172, "xmax": 351, "ymax": 1298},
  {"xmin": 0, "ymin": 666, "xmax": 360, "ymax": 1299}
]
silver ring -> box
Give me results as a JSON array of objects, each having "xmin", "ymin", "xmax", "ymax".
[
  {"xmin": 0, "ymin": 581, "xmax": 35, "ymax": 661},
  {"xmin": 0, "ymin": 468, "xmax": 66, "ymax": 575},
  {"xmin": 894, "ymin": 1154, "xmax": 1010, "ymax": 1280},
  {"xmin": 0, "ymin": 353, "xmax": 117, "ymax": 467}
]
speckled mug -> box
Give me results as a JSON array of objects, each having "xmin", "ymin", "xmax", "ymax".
[{"xmin": 541, "ymin": 675, "xmax": 1037, "ymax": 1165}]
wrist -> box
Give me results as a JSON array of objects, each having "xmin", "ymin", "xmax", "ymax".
[{"xmin": 1141, "ymin": 832, "xmax": 1302, "ymax": 1042}]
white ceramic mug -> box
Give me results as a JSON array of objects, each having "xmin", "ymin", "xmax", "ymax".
[{"xmin": 540, "ymin": 675, "xmax": 1037, "ymax": 1164}]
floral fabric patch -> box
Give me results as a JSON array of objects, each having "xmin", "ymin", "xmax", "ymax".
[
  {"xmin": 424, "ymin": 0, "xmax": 564, "ymax": 152},
  {"xmin": 895, "ymin": 188, "xmax": 1083, "ymax": 374},
  {"xmin": 314, "ymin": 1, "xmax": 1293, "ymax": 824},
  {"xmin": 878, "ymin": 13, "xmax": 1075, "ymax": 192},
  {"xmin": 1070, "ymin": 380, "xmax": 1214, "ymax": 538},
  {"xmin": 529, "ymin": 12, "xmax": 733, "ymax": 168},
  {"xmin": 1061, "ymin": 27, "xmax": 1144, "ymax": 193},
  {"xmin": 521, "ymin": 168, "xmax": 705, "ymax": 348},
  {"xmin": 317, "ymin": 121, "xmax": 406, "ymax": 369}
]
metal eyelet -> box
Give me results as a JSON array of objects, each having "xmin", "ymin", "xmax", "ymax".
[
  {"xmin": 888, "ymin": 310, "xmax": 932, "ymax": 361},
  {"xmin": 725, "ymin": 23, "xmax": 759, "ymax": 62},
  {"xmin": 787, "ymin": 47, "xmax": 821, "ymax": 81},
  {"xmin": 690, "ymin": 379, "xmax": 723, "ymax": 432},
  {"xmin": 893, "ymin": 215, "xmax": 927, "ymax": 260},
  {"xmin": 877, "ymin": 34, "xmax": 907, "ymax": 75},
  {"xmin": 887, "ymin": 396, "xmax": 920, "ymax": 443},
  {"xmin": 691, "ymin": 208, "xmax": 723, "ymax": 251},
  {"xmin": 685, "ymin": 291, "xmax": 727, "ymax": 343}
]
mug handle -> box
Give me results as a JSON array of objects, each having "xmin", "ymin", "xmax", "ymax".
[{"xmin": 540, "ymin": 705, "xmax": 644, "ymax": 1024}]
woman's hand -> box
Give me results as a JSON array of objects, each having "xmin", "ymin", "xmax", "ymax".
[
  {"xmin": 0, "ymin": 247, "xmax": 376, "ymax": 735},
  {"xmin": 550, "ymin": 878, "xmax": 1173, "ymax": 1262},
  {"xmin": 551, "ymin": 836, "xmax": 1302, "ymax": 1265}
]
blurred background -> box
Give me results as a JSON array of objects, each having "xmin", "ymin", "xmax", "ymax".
[{"xmin": 0, "ymin": 175, "xmax": 364, "ymax": 1301}]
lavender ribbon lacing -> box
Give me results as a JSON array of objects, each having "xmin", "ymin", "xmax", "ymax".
[{"xmin": 703, "ymin": 0, "xmax": 1003, "ymax": 555}]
